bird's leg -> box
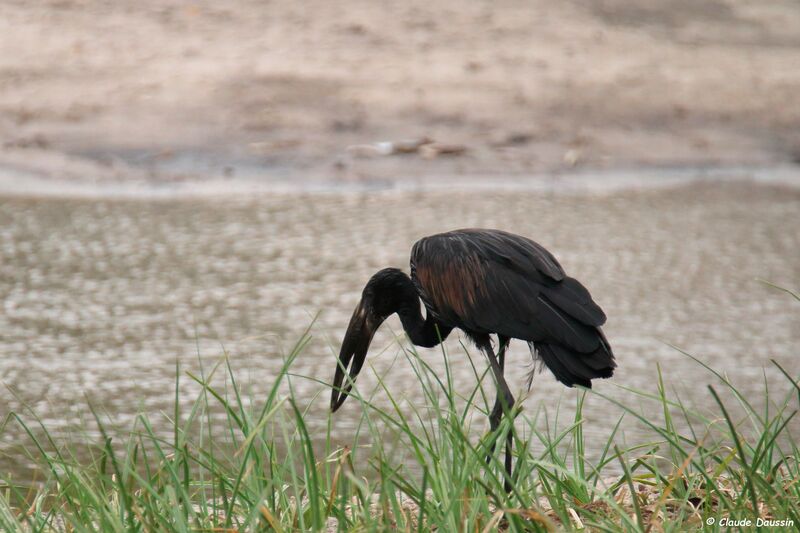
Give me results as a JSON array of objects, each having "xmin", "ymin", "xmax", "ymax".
[
  {"xmin": 497, "ymin": 337, "xmax": 514, "ymax": 487},
  {"xmin": 488, "ymin": 337, "xmax": 510, "ymax": 432},
  {"xmin": 484, "ymin": 336, "xmax": 515, "ymax": 492}
]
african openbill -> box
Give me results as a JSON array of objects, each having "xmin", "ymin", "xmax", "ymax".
[{"xmin": 330, "ymin": 228, "xmax": 615, "ymax": 489}]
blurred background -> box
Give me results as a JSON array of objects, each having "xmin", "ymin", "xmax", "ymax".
[{"xmin": 0, "ymin": 1, "xmax": 798, "ymax": 479}]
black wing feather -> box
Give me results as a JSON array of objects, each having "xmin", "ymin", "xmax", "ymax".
[
  {"xmin": 411, "ymin": 229, "xmax": 615, "ymax": 386},
  {"xmin": 540, "ymin": 277, "xmax": 606, "ymax": 326},
  {"xmin": 412, "ymin": 229, "xmax": 602, "ymax": 347}
]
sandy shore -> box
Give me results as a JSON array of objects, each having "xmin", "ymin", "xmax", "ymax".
[{"xmin": 1, "ymin": 0, "xmax": 799, "ymax": 188}]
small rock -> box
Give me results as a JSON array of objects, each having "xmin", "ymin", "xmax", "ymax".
[
  {"xmin": 346, "ymin": 137, "xmax": 433, "ymax": 157},
  {"xmin": 563, "ymin": 148, "xmax": 581, "ymax": 167},
  {"xmin": 420, "ymin": 142, "xmax": 467, "ymax": 159}
]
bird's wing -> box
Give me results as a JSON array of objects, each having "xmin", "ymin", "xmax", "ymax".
[
  {"xmin": 453, "ymin": 228, "xmax": 566, "ymax": 282},
  {"xmin": 411, "ymin": 229, "xmax": 606, "ymax": 352}
]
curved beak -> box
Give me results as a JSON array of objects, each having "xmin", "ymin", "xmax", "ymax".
[{"xmin": 331, "ymin": 298, "xmax": 383, "ymax": 412}]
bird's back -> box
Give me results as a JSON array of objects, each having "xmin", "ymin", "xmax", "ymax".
[{"xmin": 412, "ymin": 228, "xmax": 565, "ymax": 282}]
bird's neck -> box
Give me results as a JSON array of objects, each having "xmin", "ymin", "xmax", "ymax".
[{"xmin": 397, "ymin": 291, "xmax": 452, "ymax": 348}]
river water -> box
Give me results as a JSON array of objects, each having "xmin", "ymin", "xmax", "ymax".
[{"xmin": 1, "ymin": 179, "xmax": 798, "ymax": 479}]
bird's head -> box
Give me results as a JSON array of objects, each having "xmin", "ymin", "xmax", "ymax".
[{"xmin": 330, "ymin": 268, "xmax": 415, "ymax": 412}]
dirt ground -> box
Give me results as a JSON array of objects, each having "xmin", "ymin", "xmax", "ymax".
[{"xmin": 1, "ymin": 0, "xmax": 799, "ymax": 187}]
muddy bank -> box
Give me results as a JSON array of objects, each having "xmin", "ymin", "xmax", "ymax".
[{"xmin": 1, "ymin": 1, "xmax": 800, "ymax": 188}]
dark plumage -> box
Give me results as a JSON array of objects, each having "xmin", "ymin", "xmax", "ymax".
[{"xmin": 330, "ymin": 228, "xmax": 615, "ymax": 490}]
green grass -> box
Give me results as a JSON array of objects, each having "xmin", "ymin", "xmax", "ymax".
[{"xmin": 1, "ymin": 295, "xmax": 799, "ymax": 532}]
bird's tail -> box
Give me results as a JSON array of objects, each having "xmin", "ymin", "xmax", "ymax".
[{"xmin": 528, "ymin": 328, "xmax": 615, "ymax": 389}]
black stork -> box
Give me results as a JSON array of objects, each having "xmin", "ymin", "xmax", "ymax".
[{"xmin": 330, "ymin": 228, "xmax": 615, "ymax": 489}]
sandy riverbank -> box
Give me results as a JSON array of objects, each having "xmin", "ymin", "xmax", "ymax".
[{"xmin": 1, "ymin": 0, "xmax": 799, "ymax": 189}]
